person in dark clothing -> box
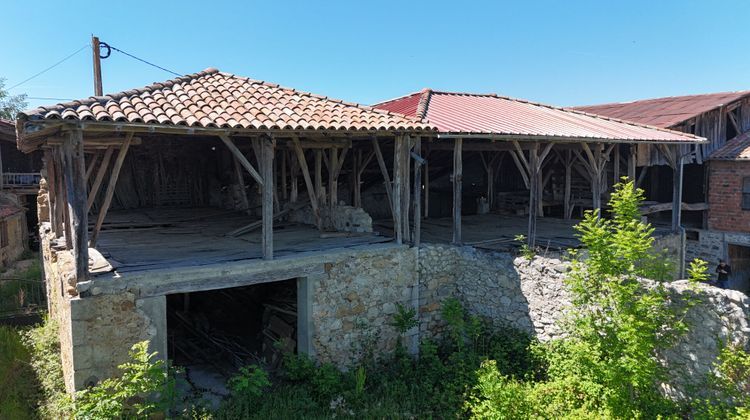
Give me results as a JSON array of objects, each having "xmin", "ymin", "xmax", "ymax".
[{"xmin": 716, "ymin": 260, "xmax": 731, "ymax": 289}]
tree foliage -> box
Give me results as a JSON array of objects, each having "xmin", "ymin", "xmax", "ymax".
[{"xmin": 0, "ymin": 78, "xmax": 27, "ymax": 120}]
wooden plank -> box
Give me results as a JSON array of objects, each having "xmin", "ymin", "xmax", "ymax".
[
  {"xmin": 641, "ymin": 201, "xmax": 707, "ymax": 215},
  {"xmin": 89, "ymin": 133, "xmax": 133, "ymax": 247},
  {"xmin": 452, "ymin": 138, "xmax": 463, "ymax": 245},
  {"xmin": 672, "ymin": 149, "xmax": 684, "ymax": 232},
  {"xmin": 87, "ymin": 146, "xmax": 115, "ymax": 211},
  {"xmin": 219, "ymin": 135, "xmax": 264, "ymax": 186},
  {"xmin": 62, "ymin": 129, "xmax": 89, "ymax": 280},
  {"xmin": 291, "ymin": 137, "xmax": 320, "ymax": 227},
  {"xmin": 261, "ymin": 136, "xmax": 274, "ymax": 260}
]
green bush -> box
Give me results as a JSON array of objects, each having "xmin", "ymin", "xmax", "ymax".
[
  {"xmin": 72, "ymin": 341, "xmax": 175, "ymax": 419},
  {"xmin": 22, "ymin": 318, "xmax": 68, "ymax": 419},
  {"xmin": 0, "ymin": 325, "xmax": 39, "ymax": 419}
]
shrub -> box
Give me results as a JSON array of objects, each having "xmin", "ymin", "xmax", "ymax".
[
  {"xmin": 72, "ymin": 341, "xmax": 174, "ymax": 419},
  {"xmin": 22, "ymin": 318, "xmax": 68, "ymax": 418},
  {"xmin": 0, "ymin": 325, "xmax": 38, "ymax": 419}
]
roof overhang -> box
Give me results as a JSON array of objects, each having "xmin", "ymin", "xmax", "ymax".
[{"xmin": 435, "ymin": 132, "xmax": 708, "ymax": 145}]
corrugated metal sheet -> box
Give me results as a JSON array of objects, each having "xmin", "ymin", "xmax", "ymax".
[
  {"xmin": 710, "ymin": 131, "xmax": 750, "ymax": 160},
  {"xmin": 573, "ymin": 91, "xmax": 750, "ymax": 128},
  {"xmin": 375, "ymin": 90, "xmax": 703, "ymax": 143}
]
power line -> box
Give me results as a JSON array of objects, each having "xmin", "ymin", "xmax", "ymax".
[
  {"xmin": 107, "ymin": 45, "xmax": 182, "ymax": 77},
  {"xmin": 27, "ymin": 96, "xmax": 74, "ymax": 101},
  {"xmin": 7, "ymin": 44, "xmax": 89, "ymax": 91}
]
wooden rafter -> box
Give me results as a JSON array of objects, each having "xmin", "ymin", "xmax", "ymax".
[
  {"xmin": 219, "ymin": 135, "xmax": 264, "ymax": 186},
  {"xmin": 89, "ymin": 133, "xmax": 133, "ymax": 247},
  {"xmin": 86, "ymin": 146, "xmax": 115, "ymax": 211}
]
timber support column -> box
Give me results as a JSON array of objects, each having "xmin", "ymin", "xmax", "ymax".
[
  {"xmin": 672, "ymin": 150, "xmax": 684, "ymax": 232},
  {"xmin": 527, "ymin": 143, "xmax": 539, "ymax": 248},
  {"xmin": 628, "ymin": 144, "xmax": 637, "ymax": 184},
  {"xmin": 452, "ymin": 138, "xmax": 463, "ymax": 245},
  {"xmin": 261, "ymin": 135, "xmax": 275, "ymax": 260},
  {"xmin": 62, "ymin": 129, "xmax": 89, "ymax": 281}
]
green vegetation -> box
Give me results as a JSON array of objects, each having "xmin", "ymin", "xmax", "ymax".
[
  {"xmin": 0, "ymin": 77, "xmax": 27, "ymax": 120},
  {"xmin": 0, "ymin": 326, "xmax": 38, "ymax": 419},
  {"xmin": 3, "ymin": 181, "xmax": 750, "ymax": 418}
]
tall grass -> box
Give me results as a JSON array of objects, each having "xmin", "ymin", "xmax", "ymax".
[{"xmin": 0, "ymin": 325, "xmax": 39, "ymax": 419}]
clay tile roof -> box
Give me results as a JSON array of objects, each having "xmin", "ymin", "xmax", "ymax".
[
  {"xmin": 710, "ymin": 131, "xmax": 750, "ymax": 160},
  {"xmin": 374, "ymin": 90, "xmax": 703, "ymax": 143},
  {"xmin": 18, "ymin": 68, "xmax": 433, "ymax": 134},
  {"xmin": 572, "ymin": 91, "xmax": 750, "ymax": 128}
]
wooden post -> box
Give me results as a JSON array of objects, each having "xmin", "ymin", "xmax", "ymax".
[
  {"xmin": 261, "ymin": 136, "xmax": 274, "ymax": 260},
  {"xmin": 452, "ymin": 138, "xmax": 463, "ymax": 245},
  {"xmin": 281, "ymin": 150, "xmax": 288, "ymax": 201},
  {"xmin": 84, "ymin": 151, "xmax": 101, "ymax": 182},
  {"xmin": 401, "ymin": 136, "xmax": 412, "ymax": 243},
  {"xmin": 290, "ymin": 151, "xmax": 299, "ymax": 203},
  {"xmin": 92, "ymin": 36, "xmax": 103, "ymax": 96},
  {"xmin": 413, "ymin": 137, "xmax": 423, "ymax": 246},
  {"xmin": 672, "ymin": 149, "xmax": 684, "ymax": 232},
  {"xmin": 219, "ymin": 135, "xmax": 264, "ymax": 186},
  {"xmin": 44, "ymin": 150, "xmax": 61, "ymax": 237},
  {"xmin": 424, "ymin": 147, "xmax": 430, "ymax": 219},
  {"xmin": 392, "ymin": 136, "xmax": 403, "ymax": 244},
  {"xmin": 329, "ymin": 147, "xmax": 338, "ymax": 208},
  {"xmin": 62, "ymin": 129, "xmax": 89, "ymax": 280},
  {"xmin": 55, "ymin": 148, "xmax": 72, "ymax": 246},
  {"xmin": 87, "ymin": 146, "xmax": 114, "ymax": 211},
  {"xmin": 628, "ymin": 145, "xmax": 637, "ymax": 183},
  {"xmin": 353, "ymin": 150, "xmax": 361, "ymax": 207},
  {"xmin": 90, "ymin": 133, "xmax": 132, "ymax": 247},
  {"xmin": 528, "ymin": 144, "xmax": 539, "ymax": 248},
  {"xmin": 564, "ymin": 150, "xmax": 572, "ymax": 220},
  {"xmin": 613, "ymin": 145, "xmax": 620, "ymax": 185},
  {"xmin": 315, "ymin": 150, "xmax": 324, "ymax": 206}
]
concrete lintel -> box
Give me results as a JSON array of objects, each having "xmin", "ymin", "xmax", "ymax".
[{"xmin": 77, "ymin": 242, "xmax": 406, "ymax": 298}]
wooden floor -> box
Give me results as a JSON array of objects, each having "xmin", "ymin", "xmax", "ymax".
[
  {"xmin": 93, "ymin": 207, "xmax": 392, "ymax": 275},
  {"xmin": 377, "ymin": 214, "xmax": 581, "ymax": 252}
]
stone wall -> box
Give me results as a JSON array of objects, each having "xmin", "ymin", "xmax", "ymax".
[
  {"xmin": 311, "ymin": 246, "xmax": 416, "ymax": 366},
  {"xmin": 686, "ymin": 228, "xmax": 750, "ymax": 291}
]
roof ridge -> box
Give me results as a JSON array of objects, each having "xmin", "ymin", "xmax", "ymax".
[
  {"xmin": 219, "ymin": 72, "xmax": 428, "ymax": 123},
  {"xmin": 574, "ymin": 89, "xmax": 750, "ymax": 109},
  {"xmin": 415, "ymin": 89, "xmax": 432, "ymax": 119}
]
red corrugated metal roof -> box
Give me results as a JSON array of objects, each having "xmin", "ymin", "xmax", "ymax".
[
  {"xmin": 374, "ymin": 90, "xmax": 704, "ymax": 143},
  {"xmin": 710, "ymin": 131, "xmax": 750, "ymax": 160},
  {"xmin": 572, "ymin": 91, "xmax": 750, "ymax": 128}
]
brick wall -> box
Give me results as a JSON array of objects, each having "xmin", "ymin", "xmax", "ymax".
[{"xmin": 708, "ymin": 160, "xmax": 750, "ymax": 233}]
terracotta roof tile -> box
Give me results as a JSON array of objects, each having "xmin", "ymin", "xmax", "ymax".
[{"xmin": 19, "ymin": 68, "xmax": 432, "ymax": 134}]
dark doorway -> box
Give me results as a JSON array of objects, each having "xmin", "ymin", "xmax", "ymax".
[
  {"xmin": 166, "ymin": 278, "xmax": 298, "ymax": 379},
  {"xmin": 728, "ymin": 244, "xmax": 750, "ymax": 293}
]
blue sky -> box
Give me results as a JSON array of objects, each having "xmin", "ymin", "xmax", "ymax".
[{"xmin": 2, "ymin": 1, "xmax": 749, "ymax": 111}]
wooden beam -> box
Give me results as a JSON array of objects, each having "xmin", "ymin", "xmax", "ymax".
[
  {"xmin": 329, "ymin": 147, "xmax": 338, "ymax": 207},
  {"xmin": 401, "ymin": 136, "xmax": 411, "ymax": 243},
  {"xmin": 509, "ymin": 148, "xmax": 530, "ymax": 189},
  {"xmin": 89, "ymin": 133, "xmax": 133, "ymax": 247},
  {"xmin": 55, "ymin": 148, "xmax": 72, "ymax": 247},
  {"xmin": 314, "ymin": 150, "xmax": 324, "ymax": 204},
  {"xmin": 86, "ymin": 146, "xmax": 115, "ymax": 212},
  {"xmin": 424, "ymin": 148, "xmax": 430, "ymax": 219},
  {"xmin": 281, "ymin": 150, "xmax": 288, "ymax": 200},
  {"xmin": 261, "ymin": 136, "xmax": 274, "ymax": 260},
  {"xmin": 234, "ymin": 156, "xmax": 250, "ymax": 210},
  {"xmin": 452, "ymin": 138, "xmax": 463, "ymax": 245},
  {"xmin": 628, "ymin": 145, "xmax": 637, "ymax": 183},
  {"xmin": 613, "ymin": 145, "xmax": 620, "ymax": 185},
  {"xmin": 371, "ymin": 137, "xmax": 394, "ymax": 218},
  {"xmin": 62, "ymin": 129, "xmax": 89, "ymax": 281},
  {"xmin": 219, "ymin": 135, "xmax": 264, "ymax": 186},
  {"xmin": 44, "ymin": 149, "xmax": 63, "ymax": 238},
  {"xmin": 564, "ymin": 150, "xmax": 572, "ymax": 220},
  {"xmin": 291, "ymin": 137, "xmax": 320, "ymax": 227},
  {"xmin": 84, "ymin": 151, "xmax": 101, "ymax": 182},
  {"xmin": 47, "ymin": 136, "xmax": 143, "ymax": 147}
]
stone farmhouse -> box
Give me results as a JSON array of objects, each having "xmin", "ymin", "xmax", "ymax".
[{"xmin": 15, "ymin": 69, "xmax": 709, "ymax": 392}]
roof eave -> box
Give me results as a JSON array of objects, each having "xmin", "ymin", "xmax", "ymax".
[{"xmin": 435, "ymin": 132, "xmax": 707, "ymax": 144}]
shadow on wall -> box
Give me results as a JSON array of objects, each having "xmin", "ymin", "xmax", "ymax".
[{"xmin": 418, "ymin": 245, "xmax": 570, "ymax": 342}]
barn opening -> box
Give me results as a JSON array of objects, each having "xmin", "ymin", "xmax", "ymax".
[{"xmin": 166, "ymin": 278, "xmax": 298, "ymax": 389}]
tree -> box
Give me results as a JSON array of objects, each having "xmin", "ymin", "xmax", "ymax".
[{"xmin": 0, "ymin": 78, "xmax": 28, "ymax": 120}]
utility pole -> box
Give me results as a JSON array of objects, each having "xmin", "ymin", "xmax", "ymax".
[{"xmin": 91, "ymin": 35, "xmax": 103, "ymax": 96}]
